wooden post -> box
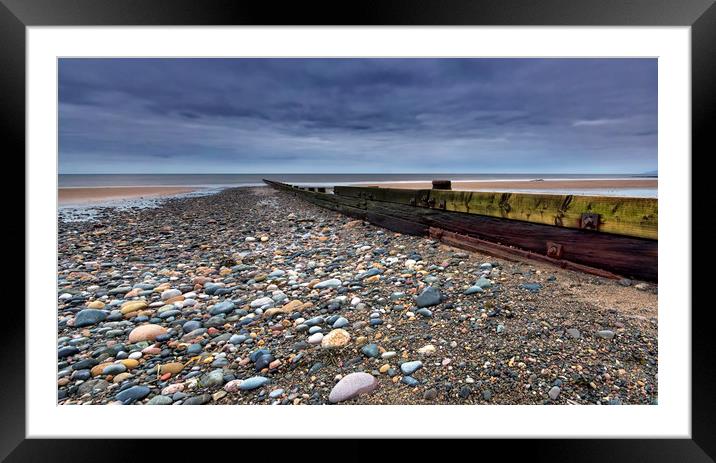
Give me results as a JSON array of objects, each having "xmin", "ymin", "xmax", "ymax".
[{"xmin": 432, "ymin": 180, "xmax": 452, "ymax": 190}]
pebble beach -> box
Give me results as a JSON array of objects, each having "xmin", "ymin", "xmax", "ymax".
[{"xmin": 57, "ymin": 186, "xmax": 658, "ymax": 405}]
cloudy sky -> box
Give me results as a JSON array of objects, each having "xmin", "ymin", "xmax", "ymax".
[{"xmin": 59, "ymin": 58, "xmax": 657, "ymax": 174}]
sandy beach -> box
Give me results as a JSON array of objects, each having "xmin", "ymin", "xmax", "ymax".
[
  {"xmin": 57, "ymin": 186, "xmax": 657, "ymax": 405},
  {"xmin": 58, "ymin": 186, "xmax": 197, "ymax": 205},
  {"xmin": 365, "ymin": 178, "xmax": 657, "ymax": 191}
]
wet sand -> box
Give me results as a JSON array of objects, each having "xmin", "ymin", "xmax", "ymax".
[
  {"xmin": 364, "ymin": 179, "xmax": 657, "ymax": 191},
  {"xmin": 58, "ymin": 187, "xmax": 197, "ymax": 205}
]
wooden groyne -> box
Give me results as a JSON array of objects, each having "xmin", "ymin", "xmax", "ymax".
[{"xmin": 263, "ymin": 179, "xmax": 658, "ymax": 281}]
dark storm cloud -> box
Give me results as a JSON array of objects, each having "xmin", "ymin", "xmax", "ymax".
[{"xmin": 58, "ymin": 58, "xmax": 657, "ymax": 173}]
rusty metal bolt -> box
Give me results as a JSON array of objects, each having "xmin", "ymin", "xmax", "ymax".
[
  {"xmin": 580, "ymin": 213, "xmax": 600, "ymax": 230},
  {"xmin": 546, "ymin": 241, "xmax": 563, "ymax": 258}
]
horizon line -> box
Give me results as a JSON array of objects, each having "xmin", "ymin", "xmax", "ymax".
[{"xmin": 58, "ymin": 171, "xmax": 658, "ymax": 175}]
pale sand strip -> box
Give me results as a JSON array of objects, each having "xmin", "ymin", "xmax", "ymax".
[
  {"xmin": 363, "ymin": 179, "xmax": 657, "ymax": 191},
  {"xmin": 58, "ymin": 187, "xmax": 197, "ymax": 205}
]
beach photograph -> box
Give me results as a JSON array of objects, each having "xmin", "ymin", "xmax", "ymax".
[{"xmin": 57, "ymin": 58, "xmax": 658, "ymax": 406}]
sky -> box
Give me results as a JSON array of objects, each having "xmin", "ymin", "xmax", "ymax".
[{"xmin": 58, "ymin": 58, "xmax": 657, "ymax": 174}]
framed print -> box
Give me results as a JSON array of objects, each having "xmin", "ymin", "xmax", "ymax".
[{"xmin": 5, "ymin": 0, "xmax": 714, "ymax": 461}]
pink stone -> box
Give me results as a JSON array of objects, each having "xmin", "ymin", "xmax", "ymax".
[
  {"xmin": 161, "ymin": 383, "xmax": 184, "ymax": 395},
  {"xmin": 128, "ymin": 324, "xmax": 168, "ymax": 343},
  {"xmin": 223, "ymin": 379, "xmax": 243, "ymax": 393},
  {"xmin": 269, "ymin": 359, "xmax": 281, "ymax": 370},
  {"xmin": 328, "ymin": 372, "xmax": 379, "ymax": 403}
]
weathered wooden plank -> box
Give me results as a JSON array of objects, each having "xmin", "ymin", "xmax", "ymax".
[
  {"xmin": 334, "ymin": 185, "xmax": 657, "ymax": 240},
  {"xmin": 429, "ymin": 228, "xmax": 623, "ymax": 280},
  {"xmin": 430, "ymin": 189, "xmax": 657, "ymax": 240},
  {"xmin": 335, "ymin": 185, "xmax": 430, "ymax": 206}
]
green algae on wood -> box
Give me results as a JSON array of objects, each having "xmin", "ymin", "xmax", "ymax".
[{"xmin": 334, "ymin": 186, "xmax": 657, "ymax": 240}]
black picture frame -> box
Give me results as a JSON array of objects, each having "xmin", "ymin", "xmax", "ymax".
[{"xmin": 4, "ymin": 0, "xmax": 713, "ymax": 461}]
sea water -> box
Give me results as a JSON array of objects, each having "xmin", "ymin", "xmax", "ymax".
[{"xmin": 59, "ymin": 173, "xmax": 657, "ymax": 198}]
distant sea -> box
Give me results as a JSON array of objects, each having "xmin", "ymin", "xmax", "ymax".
[{"xmin": 59, "ymin": 173, "xmax": 655, "ymax": 188}]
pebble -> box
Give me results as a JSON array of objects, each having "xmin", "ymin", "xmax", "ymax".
[
  {"xmin": 332, "ymin": 317, "xmax": 349, "ymax": 328},
  {"xmin": 400, "ymin": 360, "xmax": 423, "ymax": 375},
  {"xmin": 401, "ymin": 376, "xmax": 419, "ymax": 386},
  {"xmin": 161, "ymin": 289, "xmax": 182, "ymax": 300},
  {"xmin": 183, "ymin": 393, "xmax": 212, "ymax": 405},
  {"xmin": 200, "ymin": 369, "xmax": 226, "ymax": 388},
  {"xmin": 416, "ymin": 286, "xmax": 442, "ymax": 308},
  {"xmin": 304, "ymin": 316, "xmax": 324, "ymax": 327},
  {"xmin": 315, "ymin": 279, "xmax": 342, "ymax": 289},
  {"xmin": 307, "ymin": 332, "xmax": 324, "ymax": 345},
  {"xmin": 417, "ymin": 344, "xmax": 436, "ymax": 355},
  {"xmin": 464, "ymin": 286, "xmax": 483, "ymax": 295},
  {"xmin": 548, "ymin": 386, "xmax": 561, "ymax": 400},
  {"xmin": 147, "ymin": 395, "xmax": 173, "ymax": 405},
  {"xmin": 162, "ymin": 383, "xmax": 185, "ymax": 395},
  {"xmin": 361, "ymin": 344, "xmax": 381, "ymax": 358},
  {"xmin": 321, "ymin": 329, "xmax": 351, "ymax": 349},
  {"xmin": 458, "ymin": 386, "xmax": 470, "ymax": 398},
  {"xmin": 424, "ymin": 388, "xmax": 438, "ymax": 400},
  {"xmin": 58, "ymin": 346, "xmax": 79, "ymax": 358},
  {"xmin": 120, "ymin": 301, "xmax": 148, "ymax": 315},
  {"xmin": 102, "ymin": 364, "xmax": 127, "ymax": 375},
  {"xmin": 250, "ymin": 297, "xmax": 274, "ymax": 308},
  {"xmin": 115, "ymin": 386, "xmax": 150, "ymax": 404},
  {"xmin": 596, "ymin": 330, "xmax": 616, "ymax": 340},
  {"xmin": 210, "ymin": 301, "xmax": 235, "ymax": 315},
  {"xmin": 128, "ymin": 324, "xmax": 168, "ymax": 343},
  {"xmin": 255, "ymin": 354, "xmax": 274, "ymax": 371},
  {"xmin": 223, "ymin": 380, "xmax": 243, "ymax": 393},
  {"xmin": 73, "ymin": 309, "xmax": 107, "ymax": 327},
  {"xmin": 328, "ymin": 372, "xmax": 378, "ymax": 403},
  {"xmin": 475, "ymin": 277, "xmax": 492, "ymax": 289},
  {"xmin": 239, "ymin": 376, "xmax": 270, "ymax": 391}
]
